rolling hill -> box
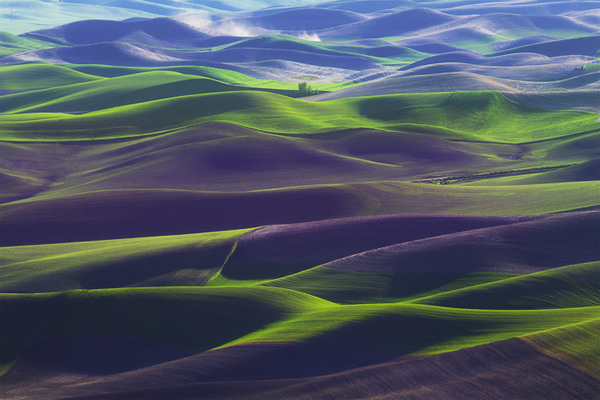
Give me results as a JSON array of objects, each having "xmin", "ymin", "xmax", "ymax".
[{"xmin": 2, "ymin": 90, "xmax": 598, "ymax": 142}]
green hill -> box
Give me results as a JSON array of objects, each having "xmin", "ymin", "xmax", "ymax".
[
  {"xmin": 2, "ymin": 91, "xmax": 598, "ymax": 142},
  {"xmin": 0, "ymin": 71, "xmax": 247, "ymax": 113},
  {"xmin": 523, "ymin": 318, "xmax": 600, "ymax": 379},
  {"xmin": 259, "ymin": 267, "xmax": 514, "ymax": 304},
  {"xmin": 413, "ymin": 262, "xmax": 600, "ymax": 309},
  {"xmin": 0, "ymin": 32, "xmax": 56, "ymax": 58},
  {"xmin": 0, "ymin": 286, "xmax": 333, "ymax": 373},
  {"xmin": 0, "ymin": 63, "xmax": 100, "ymax": 90},
  {"xmin": 0, "ymin": 229, "xmax": 249, "ymax": 293}
]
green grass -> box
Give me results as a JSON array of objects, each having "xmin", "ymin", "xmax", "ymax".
[
  {"xmin": 462, "ymin": 158, "xmax": 599, "ymax": 186},
  {"xmin": 522, "ymin": 318, "xmax": 600, "ymax": 379},
  {"xmin": 0, "ymin": 63, "xmax": 101, "ymax": 90},
  {"xmin": 0, "ymin": 31, "xmax": 57, "ymax": 58},
  {"xmin": 258, "ymin": 267, "xmax": 515, "ymax": 304},
  {"xmin": 0, "ymin": 292, "xmax": 63, "ymax": 374},
  {"xmin": 0, "ymin": 229, "xmax": 250, "ymax": 293},
  {"xmin": 226, "ymin": 302, "xmax": 600, "ymax": 358},
  {"xmin": 414, "ymin": 165, "xmax": 576, "ymax": 185},
  {"xmin": 453, "ymin": 29, "xmax": 592, "ymax": 54},
  {"xmin": 583, "ymin": 61, "xmax": 600, "ymax": 73},
  {"xmin": 413, "ymin": 262, "xmax": 600, "ymax": 309},
  {"xmin": 0, "ymin": 71, "xmax": 252, "ymax": 113},
  {"xmin": 3, "ymin": 181, "xmax": 598, "ymax": 226},
  {"xmin": 3, "ymin": 286, "xmax": 598, "ymax": 375},
  {"xmin": 66, "ymin": 64, "xmax": 352, "ymax": 92},
  {"xmin": 0, "ymin": 286, "xmax": 333, "ymax": 373},
  {"xmin": 451, "ymin": 34, "xmax": 512, "ymax": 54},
  {"xmin": 38, "ymin": 286, "xmax": 333, "ymax": 349},
  {"xmin": 355, "ymin": 180, "xmax": 600, "ymax": 216},
  {"xmin": 2, "ymin": 91, "xmax": 598, "ymax": 142}
]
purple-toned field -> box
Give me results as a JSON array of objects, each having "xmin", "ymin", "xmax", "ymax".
[{"xmin": 0, "ymin": 0, "xmax": 599, "ymax": 399}]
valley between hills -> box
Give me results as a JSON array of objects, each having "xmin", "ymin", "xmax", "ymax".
[{"xmin": 0, "ymin": 0, "xmax": 599, "ymax": 399}]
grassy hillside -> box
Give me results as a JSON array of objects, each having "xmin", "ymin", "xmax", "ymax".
[
  {"xmin": 2, "ymin": 122, "xmax": 598, "ymax": 206},
  {"xmin": 491, "ymin": 35, "xmax": 600, "ymax": 57},
  {"xmin": 2, "ymin": 182, "xmax": 599, "ymax": 246},
  {"xmin": 68, "ymin": 64, "xmax": 296, "ymax": 87},
  {"xmin": 0, "ymin": 63, "xmax": 100, "ymax": 90},
  {"xmin": 0, "ymin": 229, "xmax": 249, "ymax": 293},
  {"xmin": 523, "ymin": 318, "xmax": 600, "ymax": 379},
  {"xmin": 413, "ymin": 262, "xmax": 600, "ymax": 309},
  {"xmin": 0, "ymin": 286, "xmax": 333, "ymax": 373},
  {"xmin": 261, "ymin": 267, "xmax": 515, "ymax": 304},
  {"xmin": 2, "ymin": 3, "xmax": 599, "ymax": 398},
  {"xmin": 0, "ymin": 71, "xmax": 256, "ymax": 113},
  {"xmin": 225, "ymin": 302, "xmax": 600, "ymax": 358},
  {"xmin": 2, "ymin": 286, "xmax": 598, "ymax": 376},
  {"xmin": 0, "ymin": 32, "xmax": 56, "ymax": 58},
  {"xmin": 1, "ymin": 91, "xmax": 598, "ymax": 142}
]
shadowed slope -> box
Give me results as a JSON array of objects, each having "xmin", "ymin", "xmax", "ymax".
[
  {"xmin": 0, "ymin": 228, "xmax": 248, "ymax": 293},
  {"xmin": 2, "ymin": 30, "xmax": 417, "ymax": 78},
  {"xmin": 219, "ymin": 214, "xmax": 540, "ymax": 280},
  {"xmin": 504, "ymin": 90, "xmax": 600, "ymax": 112},
  {"xmin": 319, "ymin": 8, "xmax": 459, "ymax": 39},
  {"xmin": 2, "ymin": 180, "xmax": 599, "ymax": 246},
  {"xmin": 0, "ymin": 186, "xmax": 365, "ymax": 246},
  {"xmin": 323, "ymin": 211, "xmax": 600, "ymax": 274},
  {"xmin": 4, "ymin": 119, "xmax": 600, "ymax": 217},
  {"xmin": 523, "ymin": 318, "xmax": 600, "ymax": 379},
  {"xmin": 214, "ymin": 8, "xmax": 367, "ymax": 31},
  {"xmin": 2, "ymin": 123, "xmax": 598, "ymax": 204},
  {"xmin": 0, "ymin": 124, "xmax": 409, "ymax": 201},
  {"xmin": 414, "ymin": 261, "xmax": 600, "ymax": 309},
  {"xmin": 313, "ymin": 72, "xmax": 519, "ymax": 100},
  {"xmin": 0, "ymin": 287, "xmax": 332, "ymax": 376},
  {"xmin": 261, "ymin": 266, "xmax": 514, "ymax": 304},
  {"xmin": 523, "ymin": 158, "xmax": 600, "ymax": 183},
  {"xmin": 491, "ymin": 35, "xmax": 562, "ymax": 51},
  {"xmin": 2, "ymin": 289, "xmax": 599, "ymax": 399},
  {"xmin": 1, "ymin": 42, "xmax": 189, "ymax": 66},
  {"xmin": 438, "ymin": 1, "xmax": 600, "ymax": 16},
  {"xmin": 390, "ymin": 14, "xmax": 598, "ymax": 54},
  {"xmin": 223, "ymin": 304, "xmax": 600, "ymax": 361},
  {"xmin": 492, "ymin": 35, "xmax": 600, "ymax": 57},
  {"xmin": 1, "ymin": 340, "xmax": 382, "ymax": 399},
  {"xmin": 217, "ymin": 34, "xmax": 428, "ymax": 65},
  {"xmin": 2, "ymin": 334, "xmax": 192, "ymax": 379},
  {"xmin": 396, "ymin": 61, "xmax": 592, "ymax": 82},
  {"xmin": 313, "ymin": 70, "xmax": 600, "ymax": 101},
  {"xmin": 4, "ymin": 338, "xmax": 600, "ymax": 400},
  {"xmin": 402, "ymin": 51, "xmax": 594, "ymax": 70},
  {"xmin": 164, "ymin": 46, "xmax": 384, "ymax": 71},
  {"xmin": 23, "ymin": 18, "xmax": 210, "ymax": 46},
  {"xmin": 472, "ymin": 158, "xmax": 600, "ymax": 185}
]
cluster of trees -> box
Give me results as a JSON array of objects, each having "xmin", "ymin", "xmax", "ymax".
[{"xmin": 296, "ymin": 82, "xmax": 319, "ymax": 97}]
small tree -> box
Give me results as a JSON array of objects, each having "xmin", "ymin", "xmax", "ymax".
[{"xmin": 296, "ymin": 82, "xmax": 318, "ymax": 97}]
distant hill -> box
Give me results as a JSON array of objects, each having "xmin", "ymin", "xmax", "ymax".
[
  {"xmin": 22, "ymin": 18, "xmax": 211, "ymax": 46},
  {"xmin": 319, "ymin": 8, "xmax": 459, "ymax": 38},
  {"xmin": 212, "ymin": 8, "xmax": 367, "ymax": 31},
  {"xmin": 492, "ymin": 35, "xmax": 600, "ymax": 57}
]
